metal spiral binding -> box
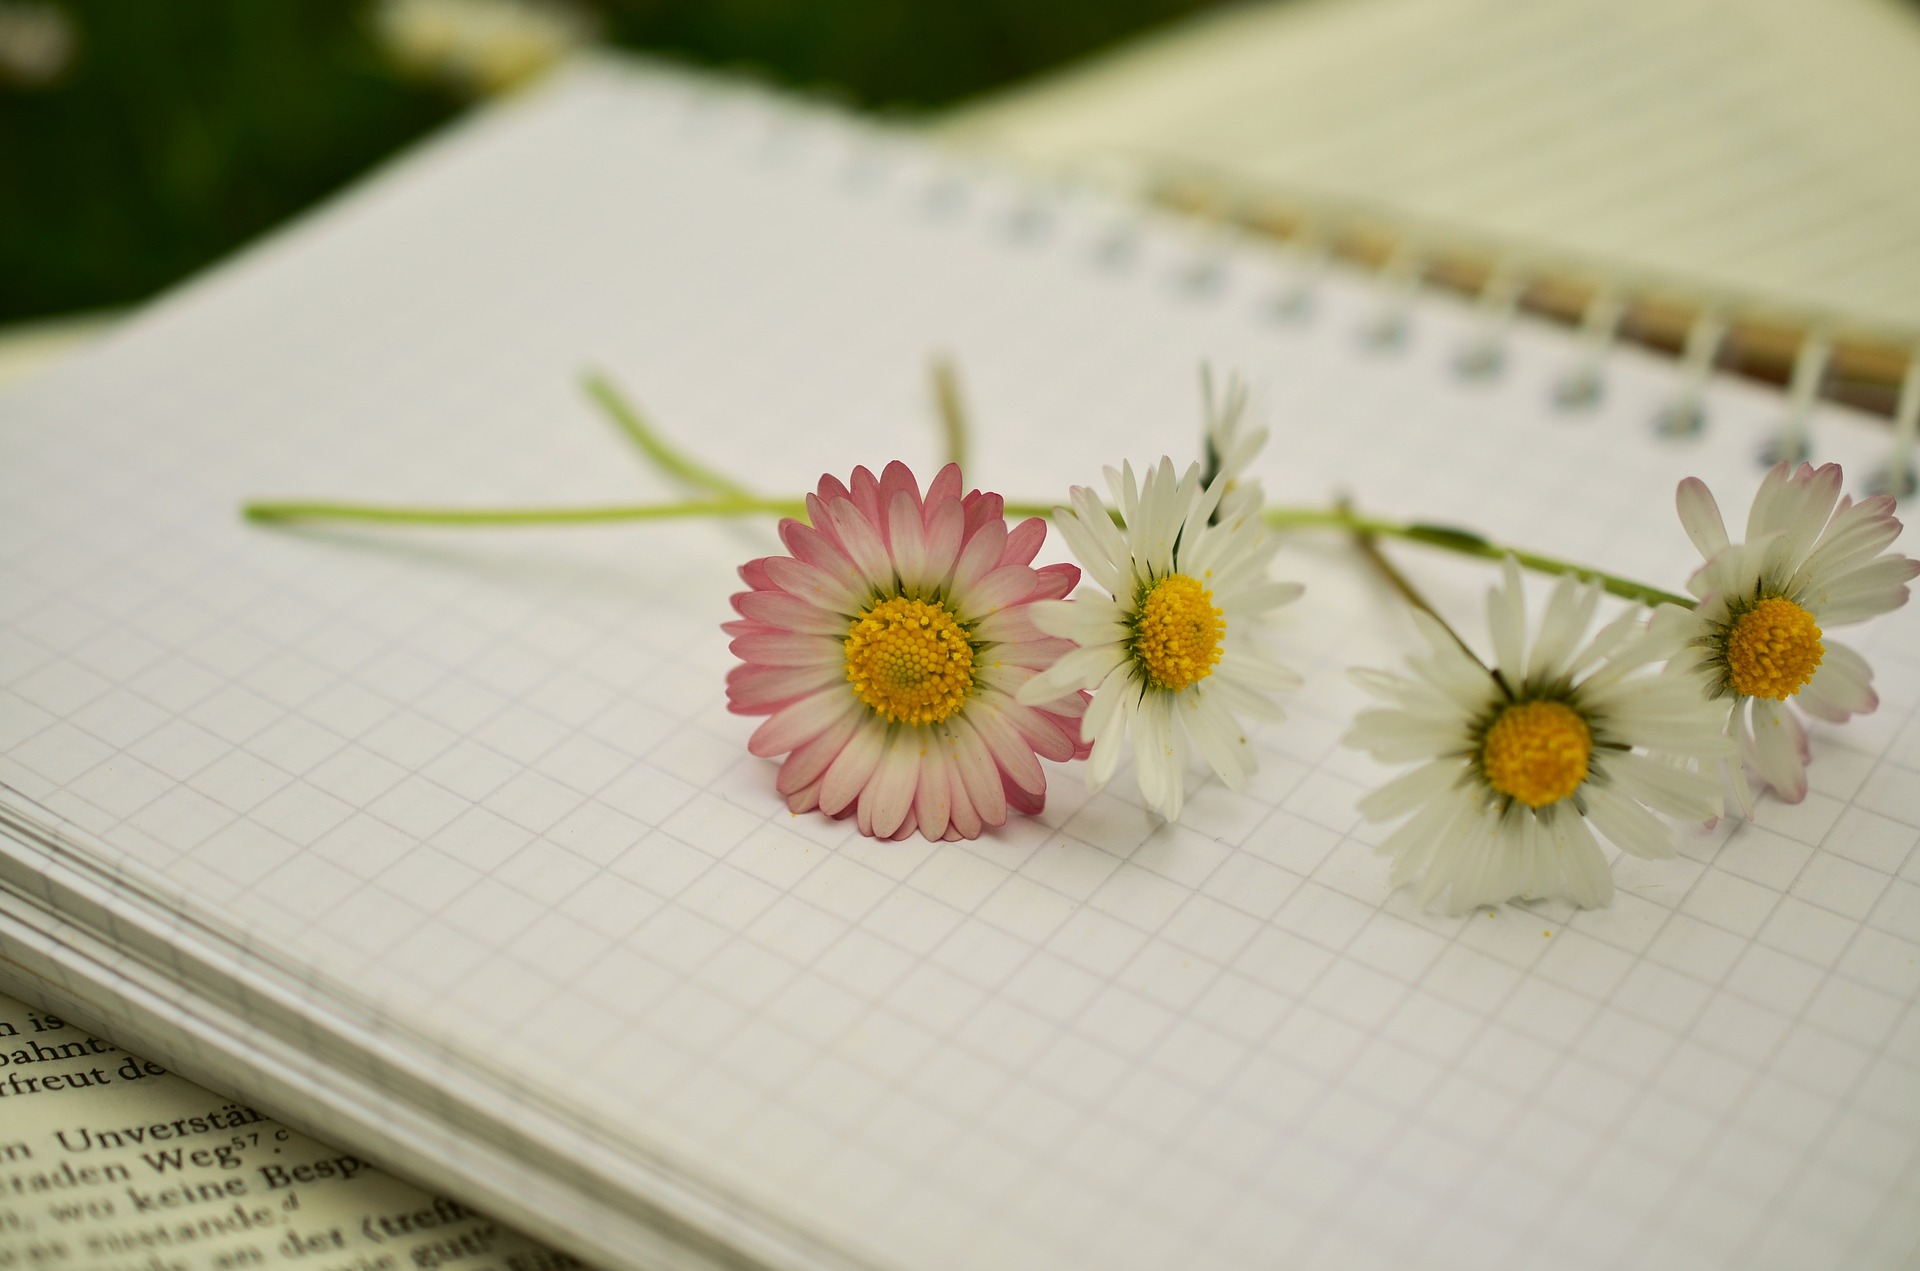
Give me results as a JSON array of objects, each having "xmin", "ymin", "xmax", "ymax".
[
  {"xmin": 1552, "ymin": 290, "xmax": 1624, "ymax": 411},
  {"xmin": 683, "ymin": 72, "xmax": 1916, "ymax": 499},
  {"xmin": 1868, "ymin": 360, "xmax": 1920, "ymax": 499},
  {"xmin": 1761, "ymin": 333, "xmax": 1832, "ymax": 466}
]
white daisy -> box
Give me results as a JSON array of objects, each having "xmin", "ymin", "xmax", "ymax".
[
  {"xmin": 1199, "ymin": 367, "xmax": 1267, "ymax": 522},
  {"xmin": 1017, "ymin": 456, "xmax": 1303, "ymax": 820},
  {"xmin": 1345, "ymin": 560, "xmax": 1730, "ymax": 913},
  {"xmin": 1658, "ymin": 461, "xmax": 1918, "ymax": 809}
]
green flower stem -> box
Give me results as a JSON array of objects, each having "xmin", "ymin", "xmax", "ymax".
[
  {"xmin": 581, "ymin": 371, "xmax": 757, "ymax": 500},
  {"xmin": 1263, "ymin": 506, "xmax": 1694, "ymax": 611},
  {"xmin": 1343, "ymin": 509, "xmax": 1495, "ymax": 678},
  {"xmin": 930, "ymin": 356, "xmax": 970, "ymax": 473},
  {"xmin": 243, "ymin": 496, "xmax": 809, "ymax": 525},
  {"xmin": 239, "ymin": 492, "xmax": 1690, "ymax": 613},
  {"xmin": 242, "ymin": 497, "xmax": 1067, "ymax": 526}
]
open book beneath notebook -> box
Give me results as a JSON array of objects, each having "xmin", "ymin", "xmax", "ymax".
[{"xmin": 1, "ymin": 54, "xmax": 1916, "ymax": 1271}]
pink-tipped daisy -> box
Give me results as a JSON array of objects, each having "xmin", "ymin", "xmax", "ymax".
[
  {"xmin": 726, "ymin": 462, "xmax": 1091, "ymax": 841},
  {"xmin": 1660, "ymin": 461, "xmax": 1918, "ymax": 808},
  {"xmin": 1346, "ymin": 561, "xmax": 1730, "ymax": 914}
]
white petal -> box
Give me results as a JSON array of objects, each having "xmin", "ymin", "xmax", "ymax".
[
  {"xmin": 1180, "ymin": 689, "xmax": 1252, "ymax": 792},
  {"xmin": 1486, "ymin": 558, "xmax": 1529, "ymax": 680},
  {"xmin": 1603, "ymin": 751, "xmax": 1723, "ymax": 821},
  {"xmin": 1017, "ymin": 642, "xmax": 1126, "ymax": 701},
  {"xmin": 1676, "ymin": 477, "xmax": 1729, "ymax": 560},
  {"xmin": 1547, "ymin": 807, "xmax": 1614, "ymax": 909},
  {"xmin": 1356, "ymin": 758, "xmax": 1462, "ymax": 821},
  {"xmin": 1809, "ymin": 555, "xmax": 1919, "ymax": 626},
  {"xmin": 1745, "ymin": 699, "xmax": 1809, "ymax": 803},
  {"xmin": 1527, "ymin": 575, "xmax": 1599, "ymax": 683},
  {"xmin": 1796, "ymin": 640, "xmax": 1877, "ymax": 722},
  {"xmin": 1583, "ymin": 784, "xmax": 1674, "ymax": 859}
]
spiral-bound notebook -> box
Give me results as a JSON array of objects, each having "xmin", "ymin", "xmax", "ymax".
[
  {"xmin": 1, "ymin": 56, "xmax": 1917, "ymax": 1271},
  {"xmin": 946, "ymin": 0, "xmax": 1920, "ymax": 415}
]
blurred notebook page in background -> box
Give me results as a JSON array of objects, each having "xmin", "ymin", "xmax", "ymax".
[
  {"xmin": 1, "ymin": 53, "xmax": 1918, "ymax": 1271},
  {"xmin": 944, "ymin": 0, "xmax": 1920, "ymax": 394}
]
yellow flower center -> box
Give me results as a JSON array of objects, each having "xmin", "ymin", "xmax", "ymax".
[
  {"xmin": 844, "ymin": 596, "xmax": 975, "ymax": 725},
  {"xmin": 1132, "ymin": 573, "xmax": 1225, "ymax": 692},
  {"xmin": 1481, "ymin": 700, "xmax": 1592, "ymax": 809},
  {"xmin": 1724, "ymin": 596, "xmax": 1823, "ymax": 701}
]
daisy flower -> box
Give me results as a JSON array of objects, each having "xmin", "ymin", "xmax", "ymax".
[
  {"xmin": 1345, "ymin": 561, "xmax": 1730, "ymax": 913},
  {"xmin": 1017, "ymin": 456, "xmax": 1302, "ymax": 820},
  {"xmin": 1199, "ymin": 368, "xmax": 1267, "ymax": 522},
  {"xmin": 726, "ymin": 462, "xmax": 1091, "ymax": 841},
  {"xmin": 1660, "ymin": 461, "xmax": 1918, "ymax": 808}
]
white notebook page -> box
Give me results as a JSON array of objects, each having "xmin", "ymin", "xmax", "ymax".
[{"xmin": 1, "ymin": 57, "xmax": 1917, "ymax": 1271}]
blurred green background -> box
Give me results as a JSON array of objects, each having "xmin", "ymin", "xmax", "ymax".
[{"xmin": 0, "ymin": 0, "xmax": 1223, "ymax": 325}]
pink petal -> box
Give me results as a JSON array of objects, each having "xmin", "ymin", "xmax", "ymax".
[
  {"xmin": 963, "ymin": 564, "xmax": 1040, "ymax": 616},
  {"xmin": 825, "ymin": 497, "xmax": 891, "ymax": 586},
  {"xmin": 820, "ymin": 720, "xmax": 887, "ymax": 815},
  {"xmin": 780, "ymin": 518, "xmax": 857, "ymax": 576},
  {"xmin": 730, "ymin": 631, "xmax": 842, "ymax": 669},
  {"xmin": 1001, "ymin": 517, "xmax": 1047, "ymax": 568},
  {"xmin": 878, "ymin": 460, "xmax": 923, "ymax": 518},
  {"xmin": 888, "ymin": 491, "xmax": 928, "ymax": 588},
  {"xmin": 949, "ymin": 515, "xmax": 1007, "ymax": 598},
  {"xmin": 969, "ymin": 702, "xmax": 1046, "ymax": 795},
  {"xmin": 863, "ymin": 733, "xmax": 920, "ymax": 838},
  {"xmin": 726, "ymin": 662, "xmax": 844, "ymax": 713},
  {"xmin": 962, "ymin": 491, "xmax": 1005, "ymax": 542},
  {"xmin": 915, "ymin": 744, "xmax": 952, "ymax": 841},
  {"xmin": 732, "ymin": 589, "xmax": 848, "ymax": 635},
  {"xmin": 949, "ymin": 718, "xmax": 1008, "ymax": 827},
  {"xmin": 924, "ymin": 463, "xmax": 963, "ymax": 511},
  {"xmin": 777, "ymin": 708, "xmax": 865, "ymax": 794},
  {"xmin": 786, "ymin": 778, "xmax": 823, "ymax": 814},
  {"xmin": 749, "ymin": 689, "xmax": 858, "ymax": 758},
  {"xmin": 739, "ymin": 558, "xmax": 776, "ymax": 591},
  {"xmin": 1030, "ymin": 563, "xmax": 1079, "ymax": 601},
  {"xmin": 997, "ymin": 696, "xmax": 1079, "ymax": 763},
  {"xmin": 922, "ymin": 498, "xmax": 965, "ymax": 579},
  {"xmin": 944, "ymin": 744, "xmax": 983, "ymax": 840},
  {"xmin": 1005, "ymin": 777, "xmax": 1045, "ymax": 818},
  {"xmin": 849, "ymin": 466, "xmax": 884, "ymax": 525},
  {"xmin": 763, "ymin": 556, "xmax": 863, "ymax": 615}
]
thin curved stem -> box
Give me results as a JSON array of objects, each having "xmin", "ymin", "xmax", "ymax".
[
  {"xmin": 930, "ymin": 355, "xmax": 970, "ymax": 474},
  {"xmin": 243, "ymin": 497, "xmax": 809, "ymax": 526},
  {"xmin": 1264, "ymin": 506, "xmax": 1694, "ymax": 610},
  {"xmin": 1342, "ymin": 502, "xmax": 1493, "ymax": 676},
  {"xmin": 581, "ymin": 370, "xmax": 757, "ymax": 500},
  {"xmin": 240, "ymin": 490, "xmax": 1692, "ymax": 613},
  {"xmin": 241, "ymin": 496, "xmax": 1065, "ymax": 527}
]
